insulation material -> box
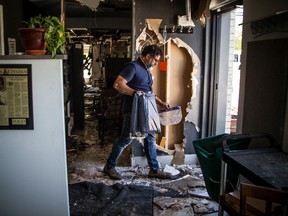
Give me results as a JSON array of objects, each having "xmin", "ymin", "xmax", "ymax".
[
  {"xmin": 76, "ymin": 0, "xmax": 101, "ymax": 11},
  {"xmin": 135, "ymin": 19, "xmax": 164, "ymax": 53},
  {"xmin": 169, "ymin": 38, "xmax": 200, "ymax": 123},
  {"xmin": 192, "ymin": 0, "xmax": 212, "ymax": 26}
]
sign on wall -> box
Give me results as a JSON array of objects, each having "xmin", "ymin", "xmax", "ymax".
[{"xmin": 0, "ymin": 64, "xmax": 33, "ymax": 129}]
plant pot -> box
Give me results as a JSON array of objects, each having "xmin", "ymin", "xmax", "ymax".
[{"xmin": 18, "ymin": 28, "xmax": 47, "ymax": 55}]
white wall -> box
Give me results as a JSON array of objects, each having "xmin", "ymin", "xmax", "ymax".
[
  {"xmin": 238, "ymin": 0, "xmax": 288, "ymax": 151},
  {"xmin": 0, "ymin": 58, "xmax": 69, "ymax": 216},
  {"xmin": 215, "ymin": 11, "xmax": 231, "ymax": 134}
]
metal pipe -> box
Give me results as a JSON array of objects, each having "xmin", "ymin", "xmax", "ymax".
[
  {"xmin": 164, "ymin": 39, "xmax": 171, "ymax": 149},
  {"xmin": 186, "ymin": 0, "xmax": 192, "ymax": 21},
  {"xmin": 61, "ymin": 0, "xmax": 65, "ymax": 27},
  {"xmin": 131, "ymin": 0, "xmax": 136, "ymax": 59},
  {"xmin": 218, "ymin": 160, "xmax": 228, "ymax": 216}
]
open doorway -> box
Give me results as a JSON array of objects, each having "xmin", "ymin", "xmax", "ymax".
[
  {"xmin": 230, "ymin": 7, "xmax": 243, "ymax": 133},
  {"xmin": 209, "ymin": 5, "xmax": 243, "ymax": 135}
]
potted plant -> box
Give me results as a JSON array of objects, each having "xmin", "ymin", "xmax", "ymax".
[{"xmin": 18, "ymin": 14, "xmax": 70, "ymax": 57}]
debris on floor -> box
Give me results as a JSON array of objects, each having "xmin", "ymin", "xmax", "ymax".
[
  {"xmin": 66, "ymin": 93, "xmax": 219, "ymax": 215},
  {"xmin": 69, "ymin": 182, "xmax": 154, "ymax": 216}
]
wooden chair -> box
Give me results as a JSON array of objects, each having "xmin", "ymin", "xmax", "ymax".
[
  {"xmin": 97, "ymin": 87, "xmax": 123, "ymax": 146},
  {"xmin": 222, "ymin": 183, "xmax": 288, "ymax": 216}
]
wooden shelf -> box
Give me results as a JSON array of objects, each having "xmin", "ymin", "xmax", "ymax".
[{"xmin": 240, "ymin": 10, "xmax": 288, "ymax": 38}]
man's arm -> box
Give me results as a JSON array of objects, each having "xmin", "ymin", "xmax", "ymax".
[
  {"xmin": 113, "ymin": 75, "xmax": 135, "ymax": 96},
  {"xmin": 155, "ymin": 95, "xmax": 170, "ymax": 109},
  {"xmin": 114, "ymin": 75, "xmax": 169, "ymax": 109}
]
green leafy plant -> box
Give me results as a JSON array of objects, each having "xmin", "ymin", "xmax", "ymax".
[{"xmin": 22, "ymin": 14, "xmax": 71, "ymax": 57}]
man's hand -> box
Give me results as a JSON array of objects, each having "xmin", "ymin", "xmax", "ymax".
[
  {"xmin": 134, "ymin": 90, "xmax": 145, "ymax": 96},
  {"xmin": 155, "ymin": 95, "xmax": 170, "ymax": 109},
  {"xmin": 159, "ymin": 101, "xmax": 170, "ymax": 110}
]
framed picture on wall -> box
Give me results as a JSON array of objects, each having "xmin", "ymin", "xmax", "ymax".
[
  {"xmin": 0, "ymin": 5, "xmax": 4, "ymax": 55},
  {"xmin": 0, "ymin": 64, "xmax": 34, "ymax": 129}
]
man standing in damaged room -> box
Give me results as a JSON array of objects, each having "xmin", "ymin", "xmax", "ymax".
[{"xmin": 103, "ymin": 45, "xmax": 172, "ymax": 180}]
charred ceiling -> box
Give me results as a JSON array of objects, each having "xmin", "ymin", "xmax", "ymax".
[
  {"xmin": 27, "ymin": 0, "xmax": 132, "ymax": 40},
  {"xmin": 28, "ymin": 0, "xmax": 132, "ymax": 17}
]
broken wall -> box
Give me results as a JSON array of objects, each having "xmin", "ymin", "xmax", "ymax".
[
  {"xmin": 151, "ymin": 38, "xmax": 200, "ymax": 150},
  {"xmin": 132, "ymin": 0, "xmax": 204, "ymax": 154}
]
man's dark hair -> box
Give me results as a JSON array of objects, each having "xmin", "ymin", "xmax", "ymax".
[{"xmin": 141, "ymin": 45, "xmax": 162, "ymax": 57}]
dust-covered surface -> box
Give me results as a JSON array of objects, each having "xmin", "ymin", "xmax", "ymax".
[{"xmin": 66, "ymin": 93, "xmax": 219, "ymax": 215}]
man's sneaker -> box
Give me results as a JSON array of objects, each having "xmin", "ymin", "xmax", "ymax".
[
  {"xmin": 148, "ymin": 170, "xmax": 172, "ymax": 179},
  {"xmin": 103, "ymin": 164, "xmax": 122, "ymax": 180}
]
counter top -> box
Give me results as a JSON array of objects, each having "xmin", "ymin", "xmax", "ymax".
[{"xmin": 0, "ymin": 54, "xmax": 68, "ymax": 60}]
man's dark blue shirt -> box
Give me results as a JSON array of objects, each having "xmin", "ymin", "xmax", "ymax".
[{"xmin": 119, "ymin": 58, "xmax": 153, "ymax": 114}]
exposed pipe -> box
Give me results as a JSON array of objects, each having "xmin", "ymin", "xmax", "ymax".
[
  {"xmin": 61, "ymin": 0, "xmax": 65, "ymax": 27},
  {"xmin": 186, "ymin": 0, "xmax": 192, "ymax": 21}
]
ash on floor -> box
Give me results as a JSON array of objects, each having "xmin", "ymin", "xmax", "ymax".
[{"xmin": 66, "ymin": 93, "xmax": 219, "ymax": 216}]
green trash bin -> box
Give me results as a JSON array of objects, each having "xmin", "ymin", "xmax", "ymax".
[{"xmin": 193, "ymin": 134, "xmax": 251, "ymax": 201}]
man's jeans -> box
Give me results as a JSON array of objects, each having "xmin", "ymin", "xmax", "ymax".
[{"xmin": 107, "ymin": 113, "xmax": 160, "ymax": 171}]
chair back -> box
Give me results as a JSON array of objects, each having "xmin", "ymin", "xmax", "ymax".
[
  {"xmin": 240, "ymin": 183, "xmax": 288, "ymax": 216},
  {"xmin": 100, "ymin": 87, "xmax": 122, "ymax": 117}
]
